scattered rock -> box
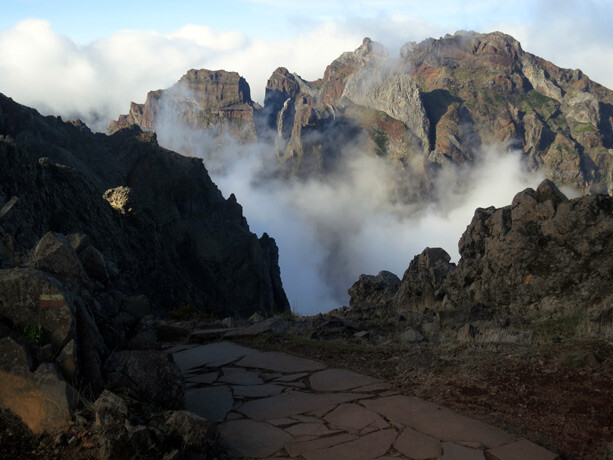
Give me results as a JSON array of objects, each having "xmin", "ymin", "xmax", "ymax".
[
  {"xmin": 93, "ymin": 390, "xmax": 129, "ymax": 427},
  {"xmin": 348, "ymin": 271, "xmax": 400, "ymax": 307},
  {"xmin": 163, "ymin": 410, "xmax": 217, "ymax": 449},
  {"xmin": 399, "ymin": 328, "xmax": 425, "ymax": 343},
  {"xmin": 104, "ymin": 350, "xmax": 184, "ymax": 408},
  {"xmin": 0, "ymin": 361, "xmax": 76, "ymax": 434},
  {"xmin": 30, "ymin": 232, "xmax": 85, "ymax": 280}
]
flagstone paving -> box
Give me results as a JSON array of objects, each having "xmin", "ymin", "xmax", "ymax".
[{"xmin": 171, "ymin": 341, "xmax": 560, "ymax": 459}]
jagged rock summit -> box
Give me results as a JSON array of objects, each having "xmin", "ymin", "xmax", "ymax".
[
  {"xmin": 111, "ymin": 31, "xmax": 613, "ymax": 195},
  {"xmin": 350, "ymin": 179, "xmax": 613, "ymax": 339},
  {"xmin": 109, "ymin": 69, "xmax": 261, "ymax": 144}
]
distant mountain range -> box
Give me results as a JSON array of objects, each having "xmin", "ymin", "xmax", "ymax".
[{"xmin": 110, "ymin": 31, "xmax": 613, "ymax": 197}]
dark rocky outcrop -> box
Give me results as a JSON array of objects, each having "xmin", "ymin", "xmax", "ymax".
[
  {"xmin": 0, "ymin": 93, "xmax": 289, "ymax": 317},
  {"xmin": 0, "ymin": 92, "xmax": 289, "ymax": 437},
  {"xmin": 104, "ymin": 350, "xmax": 184, "ymax": 409},
  {"xmin": 348, "ymin": 270, "xmax": 400, "ymax": 307},
  {"xmin": 351, "ymin": 179, "xmax": 613, "ymax": 339},
  {"xmin": 441, "ymin": 179, "xmax": 613, "ymax": 321},
  {"xmin": 391, "ymin": 248, "xmax": 456, "ymax": 313}
]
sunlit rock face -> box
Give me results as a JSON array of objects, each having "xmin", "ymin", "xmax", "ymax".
[
  {"xmin": 108, "ymin": 69, "xmax": 260, "ymax": 143},
  {"xmin": 114, "ymin": 32, "xmax": 613, "ymax": 196}
]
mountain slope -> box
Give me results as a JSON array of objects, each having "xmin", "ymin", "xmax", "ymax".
[
  {"xmin": 0, "ymin": 93, "xmax": 289, "ymax": 316},
  {"xmin": 111, "ymin": 32, "xmax": 613, "ymax": 196}
]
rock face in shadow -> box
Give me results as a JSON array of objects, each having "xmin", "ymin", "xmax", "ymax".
[
  {"xmin": 0, "ymin": 93, "xmax": 289, "ymax": 317},
  {"xmin": 348, "ymin": 271, "xmax": 400, "ymax": 307},
  {"xmin": 351, "ymin": 179, "xmax": 613, "ymax": 337},
  {"xmin": 0, "ymin": 93, "xmax": 289, "ymax": 434},
  {"xmin": 391, "ymin": 248, "xmax": 456, "ymax": 313}
]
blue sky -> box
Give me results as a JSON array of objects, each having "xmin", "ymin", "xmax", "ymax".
[{"xmin": 1, "ymin": 1, "xmax": 536, "ymax": 45}]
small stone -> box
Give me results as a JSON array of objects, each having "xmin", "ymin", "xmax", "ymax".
[
  {"xmin": 54, "ymin": 433, "xmax": 66, "ymax": 446},
  {"xmin": 457, "ymin": 324, "xmax": 476, "ymax": 342},
  {"xmin": 399, "ymin": 328, "xmax": 425, "ymax": 343},
  {"xmin": 67, "ymin": 435, "xmax": 78, "ymax": 447},
  {"xmin": 248, "ymin": 312, "xmax": 264, "ymax": 323}
]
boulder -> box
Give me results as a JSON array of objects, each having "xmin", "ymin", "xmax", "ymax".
[
  {"xmin": 392, "ymin": 248, "xmax": 456, "ymax": 313},
  {"xmin": 399, "ymin": 328, "xmax": 425, "ymax": 343},
  {"xmin": 163, "ymin": 410, "xmax": 217, "ymax": 449},
  {"xmin": 348, "ymin": 271, "xmax": 400, "ymax": 306},
  {"xmin": 78, "ymin": 245, "xmax": 109, "ymax": 284},
  {"xmin": 0, "ymin": 268, "xmax": 74, "ymax": 351},
  {"xmin": 93, "ymin": 390, "xmax": 129, "ymax": 427},
  {"xmin": 30, "ymin": 232, "xmax": 85, "ymax": 280},
  {"xmin": 104, "ymin": 350, "xmax": 184, "ymax": 408},
  {"xmin": 0, "ymin": 340, "xmax": 76, "ymax": 435}
]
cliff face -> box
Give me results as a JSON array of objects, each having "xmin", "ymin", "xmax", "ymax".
[
  {"xmin": 108, "ymin": 69, "xmax": 260, "ymax": 142},
  {"xmin": 109, "ymin": 32, "xmax": 613, "ymax": 195},
  {"xmin": 263, "ymin": 32, "xmax": 613, "ymax": 193},
  {"xmin": 0, "ymin": 93, "xmax": 288, "ymax": 317}
]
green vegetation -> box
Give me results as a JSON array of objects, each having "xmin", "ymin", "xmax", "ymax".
[
  {"xmin": 481, "ymin": 91, "xmax": 507, "ymax": 108},
  {"xmin": 528, "ymin": 312, "xmax": 585, "ymax": 340},
  {"xmin": 551, "ymin": 142, "xmax": 578, "ymax": 156},
  {"xmin": 518, "ymin": 90, "xmax": 559, "ymax": 119},
  {"xmin": 572, "ymin": 122, "xmax": 597, "ymax": 134},
  {"xmin": 23, "ymin": 324, "xmax": 44, "ymax": 346},
  {"xmin": 371, "ymin": 128, "xmax": 388, "ymax": 156}
]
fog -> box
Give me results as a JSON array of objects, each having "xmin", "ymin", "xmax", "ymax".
[
  {"xmin": 154, "ymin": 108, "xmax": 544, "ymax": 314},
  {"xmin": 0, "ymin": 18, "xmax": 566, "ymax": 314}
]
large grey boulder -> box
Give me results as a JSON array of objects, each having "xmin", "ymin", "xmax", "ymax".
[
  {"xmin": 0, "ymin": 268, "xmax": 74, "ymax": 350},
  {"xmin": 0, "ymin": 266, "xmax": 108, "ymax": 385},
  {"xmin": 348, "ymin": 270, "xmax": 400, "ymax": 307},
  {"xmin": 30, "ymin": 232, "xmax": 85, "ymax": 280},
  {"xmin": 104, "ymin": 350, "xmax": 184, "ymax": 408}
]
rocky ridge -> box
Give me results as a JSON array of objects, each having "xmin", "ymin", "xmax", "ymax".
[
  {"xmin": 108, "ymin": 69, "xmax": 260, "ymax": 145},
  {"xmin": 111, "ymin": 32, "xmax": 613, "ymax": 195},
  {"xmin": 348, "ymin": 179, "xmax": 613, "ymax": 342}
]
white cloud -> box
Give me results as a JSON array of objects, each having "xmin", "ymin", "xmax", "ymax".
[{"xmin": 1, "ymin": 9, "xmax": 611, "ymax": 132}]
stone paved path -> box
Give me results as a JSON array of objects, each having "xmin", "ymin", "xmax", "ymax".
[{"xmin": 170, "ymin": 341, "xmax": 559, "ymax": 459}]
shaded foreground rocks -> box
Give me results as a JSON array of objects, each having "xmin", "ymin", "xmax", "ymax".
[{"xmin": 0, "ymin": 92, "xmax": 290, "ymax": 457}]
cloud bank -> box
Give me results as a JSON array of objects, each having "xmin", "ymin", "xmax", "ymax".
[{"xmin": 153, "ymin": 111, "xmax": 544, "ymax": 314}]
